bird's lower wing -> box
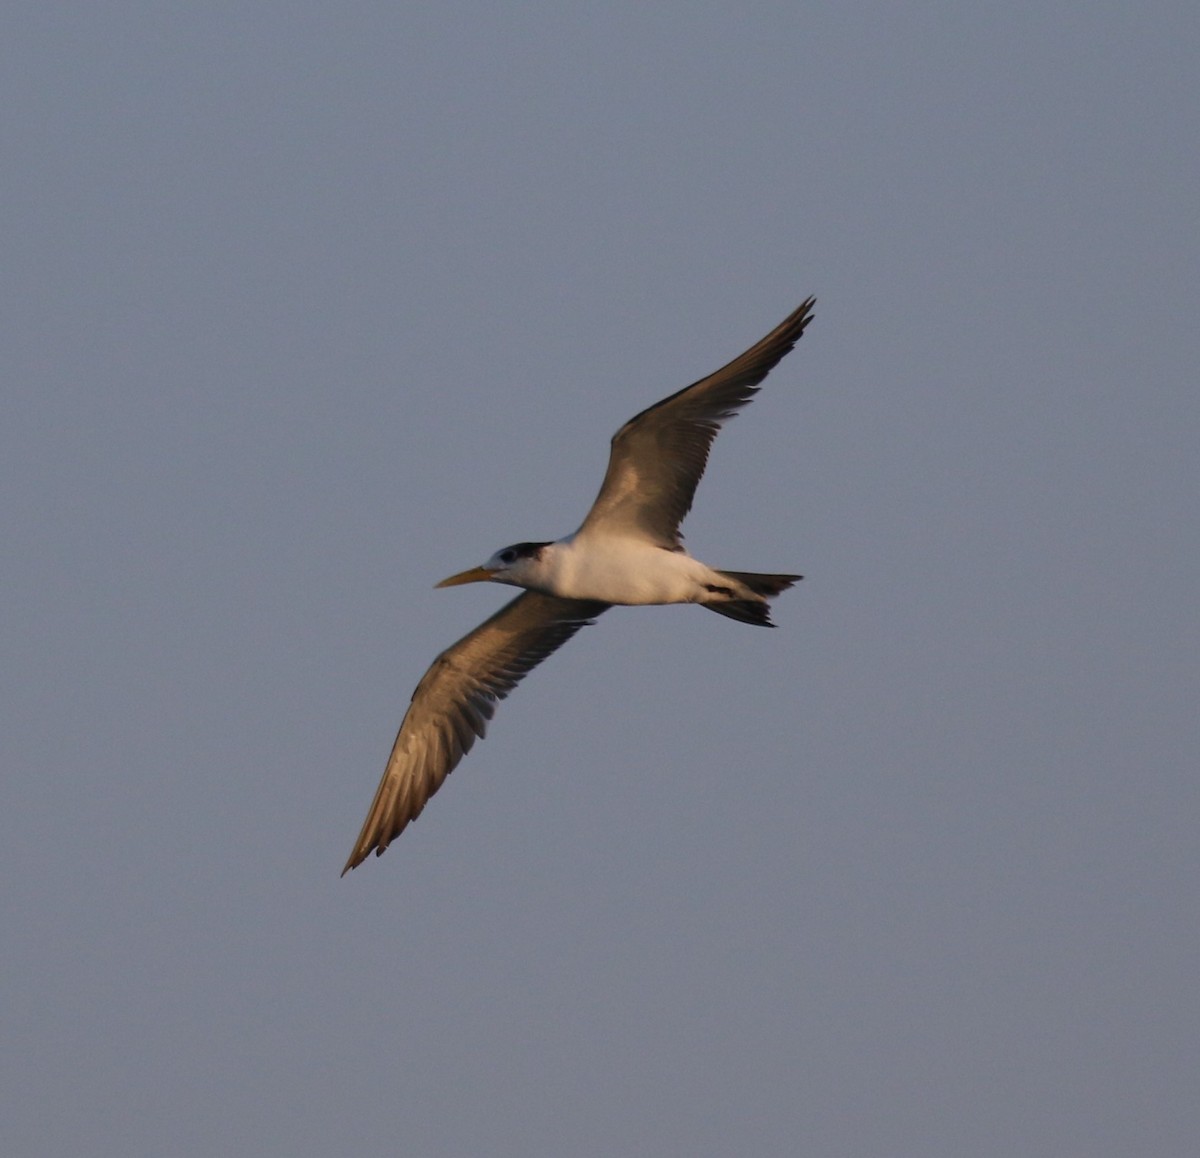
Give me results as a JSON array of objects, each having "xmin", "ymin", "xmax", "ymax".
[{"xmin": 342, "ymin": 591, "xmax": 609, "ymax": 873}]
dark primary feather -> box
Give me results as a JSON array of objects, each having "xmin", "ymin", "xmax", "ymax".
[
  {"xmin": 578, "ymin": 298, "xmax": 816, "ymax": 547},
  {"xmin": 341, "ymin": 591, "xmax": 608, "ymax": 873}
]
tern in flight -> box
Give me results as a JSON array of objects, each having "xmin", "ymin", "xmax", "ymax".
[{"xmin": 342, "ymin": 298, "xmax": 815, "ymax": 873}]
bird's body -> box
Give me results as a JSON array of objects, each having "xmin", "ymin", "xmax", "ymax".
[
  {"xmin": 489, "ymin": 533, "xmax": 731, "ymax": 606},
  {"xmin": 342, "ymin": 298, "xmax": 815, "ymax": 873}
]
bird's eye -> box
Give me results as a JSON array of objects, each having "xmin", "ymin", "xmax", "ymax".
[{"xmin": 499, "ymin": 549, "xmax": 516, "ymax": 564}]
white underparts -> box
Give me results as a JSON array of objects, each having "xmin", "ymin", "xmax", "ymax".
[{"xmin": 534, "ymin": 534, "xmax": 733, "ymax": 606}]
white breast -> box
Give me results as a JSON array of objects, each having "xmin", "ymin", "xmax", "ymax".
[{"xmin": 542, "ymin": 534, "xmax": 711, "ymax": 605}]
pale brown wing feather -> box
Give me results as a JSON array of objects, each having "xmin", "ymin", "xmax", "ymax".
[
  {"xmin": 342, "ymin": 591, "xmax": 608, "ymax": 873},
  {"xmin": 579, "ymin": 298, "xmax": 816, "ymax": 547}
]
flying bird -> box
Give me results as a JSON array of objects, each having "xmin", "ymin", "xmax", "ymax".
[{"xmin": 342, "ymin": 298, "xmax": 815, "ymax": 873}]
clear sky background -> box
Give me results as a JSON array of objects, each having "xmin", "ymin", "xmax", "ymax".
[{"xmin": 4, "ymin": 5, "xmax": 1197, "ymax": 1156}]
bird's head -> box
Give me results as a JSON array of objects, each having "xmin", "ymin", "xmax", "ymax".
[{"xmin": 436, "ymin": 541, "xmax": 552, "ymax": 589}]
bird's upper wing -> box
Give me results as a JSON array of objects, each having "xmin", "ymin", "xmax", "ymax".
[
  {"xmin": 342, "ymin": 591, "xmax": 609, "ymax": 873},
  {"xmin": 578, "ymin": 298, "xmax": 816, "ymax": 548}
]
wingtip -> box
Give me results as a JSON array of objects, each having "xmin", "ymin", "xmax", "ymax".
[{"xmin": 341, "ymin": 843, "xmax": 371, "ymax": 876}]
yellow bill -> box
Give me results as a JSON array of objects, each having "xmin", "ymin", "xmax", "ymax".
[{"xmin": 435, "ymin": 565, "xmax": 495, "ymax": 588}]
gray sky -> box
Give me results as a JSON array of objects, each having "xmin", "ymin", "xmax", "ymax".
[{"xmin": 4, "ymin": 5, "xmax": 1197, "ymax": 1156}]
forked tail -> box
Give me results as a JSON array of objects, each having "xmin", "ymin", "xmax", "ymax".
[{"xmin": 704, "ymin": 570, "xmax": 802, "ymax": 627}]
